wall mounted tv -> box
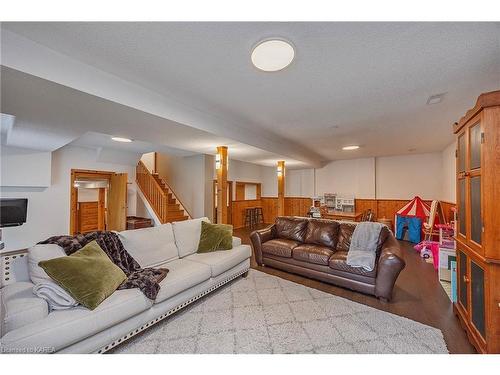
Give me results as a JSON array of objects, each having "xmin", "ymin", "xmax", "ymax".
[{"xmin": 0, "ymin": 198, "xmax": 28, "ymax": 227}]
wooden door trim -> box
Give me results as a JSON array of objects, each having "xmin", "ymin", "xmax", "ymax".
[{"xmin": 70, "ymin": 169, "xmax": 116, "ymax": 235}]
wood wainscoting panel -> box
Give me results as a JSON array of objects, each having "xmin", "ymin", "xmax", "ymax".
[
  {"xmin": 230, "ymin": 196, "xmax": 454, "ymax": 230},
  {"xmin": 261, "ymin": 197, "xmax": 278, "ymax": 225},
  {"xmin": 355, "ymin": 199, "xmax": 457, "ymax": 229},
  {"xmin": 284, "ymin": 197, "xmax": 313, "ymax": 217}
]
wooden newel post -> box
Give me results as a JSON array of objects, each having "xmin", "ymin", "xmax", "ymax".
[
  {"xmin": 216, "ymin": 146, "xmax": 228, "ymax": 224},
  {"xmin": 277, "ymin": 160, "xmax": 285, "ymax": 217}
]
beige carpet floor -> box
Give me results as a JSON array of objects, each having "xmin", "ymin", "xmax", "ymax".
[{"xmin": 111, "ymin": 269, "xmax": 448, "ymax": 354}]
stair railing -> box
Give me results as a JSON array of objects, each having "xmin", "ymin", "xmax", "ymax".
[
  {"xmin": 136, "ymin": 160, "xmax": 192, "ymax": 222},
  {"xmin": 155, "ymin": 174, "xmax": 193, "ymax": 220},
  {"xmin": 136, "ymin": 160, "xmax": 169, "ymax": 223}
]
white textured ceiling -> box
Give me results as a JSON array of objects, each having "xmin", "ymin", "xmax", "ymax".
[
  {"xmin": 0, "ymin": 67, "xmax": 309, "ymax": 168},
  {"xmin": 2, "ymin": 22, "xmax": 500, "ymax": 164}
]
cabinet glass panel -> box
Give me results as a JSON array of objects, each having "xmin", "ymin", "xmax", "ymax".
[
  {"xmin": 459, "ymin": 179, "xmax": 466, "ymax": 236},
  {"xmin": 470, "ymin": 123, "xmax": 481, "ymax": 170},
  {"xmin": 471, "ymin": 261, "xmax": 485, "ymax": 338},
  {"xmin": 470, "ymin": 176, "xmax": 482, "ymax": 244},
  {"xmin": 458, "ymin": 133, "xmax": 466, "ymax": 172},
  {"xmin": 459, "ymin": 251, "xmax": 468, "ymax": 310}
]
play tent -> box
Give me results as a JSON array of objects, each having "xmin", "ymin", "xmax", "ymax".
[{"xmin": 395, "ymin": 196, "xmax": 430, "ymax": 243}]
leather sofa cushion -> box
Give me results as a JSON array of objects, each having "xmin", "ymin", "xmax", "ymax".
[
  {"xmin": 329, "ymin": 251, "xmax": 377, "ymax": 278},
  {"xmin": 275, "ymin": 217, "xmax": 308, "ymax": 242},
  {"xmin": 186, "ymin": 244, "xmax": 251, "ymax": 277},
  {"xmin": 292, "ymin": 244, "xmax": 335, "ymax": 265},
  {"xmin": 262, "ymin": 238, "xmax": 299, "ymax": 258},
  {"xmin": 304, "ymin": 219, "xmax": 339, "ymax": 248},
  {"xmin": 336, "ymin": 222, "xmax": 357, "ymax": 252},
  {"xmin": 154, "ymin": 259, "xmax": 211, "ymax": 303}
]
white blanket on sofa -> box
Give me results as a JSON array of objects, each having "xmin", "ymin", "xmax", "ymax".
[
  {"xmin": 346, "ymin": 222, "xmax": 384, "ymax": 272},
  {"xmin": 33, "ymin": 281, "xmax": 79, "ymax": 311}
]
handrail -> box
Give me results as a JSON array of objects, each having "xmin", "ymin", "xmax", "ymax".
[
  {"xmin": 136, "ymin": 160, "xmax": 192, "ymax": 222},
  {"xmin": 155, "ymin": 174, "xmax": 193, "ymax": 220},
  {"xmin": 136, "ymin": 161, "xmax": 168, "ymax": 222}
]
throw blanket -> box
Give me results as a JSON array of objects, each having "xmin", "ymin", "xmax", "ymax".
[
  {"xmin": 38, "ymin": 231, "xmax": 168, "ymax": 300},
  {"xmin": 33, "ymin": 280, "xmax": 79, "ymax": 311},
  {"xmin": 346, "ymin": 222, "xmax": 384, "ymax": 272}
]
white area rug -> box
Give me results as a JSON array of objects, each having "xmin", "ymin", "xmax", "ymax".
[{"xmin": 111, "ymin": 269, "xmax": 448, "ymax": 354}]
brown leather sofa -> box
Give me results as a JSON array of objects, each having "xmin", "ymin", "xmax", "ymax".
[{"xmin": 250, "ymin": 216, "xmax": 405, "ymax": 301}]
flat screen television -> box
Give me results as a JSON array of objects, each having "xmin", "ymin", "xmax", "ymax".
[{"xmin": 0, "ymin": 198, "xmax": 28, "ymax": 227}]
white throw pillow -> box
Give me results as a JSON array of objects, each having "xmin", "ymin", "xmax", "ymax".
[
  {"xmin": 118, "ymin": 223, "xmax": 178, "ymax": 267},
  {"xmin": 172, "ymin": 217, "xmax": 210, "ymax": 258},
  {"xmin": 28, "ymin": 244, "xmax": 67, "ymax": 285}
]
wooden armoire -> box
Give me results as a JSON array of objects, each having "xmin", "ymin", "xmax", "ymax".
[{"xmin": 453, "ymin": 90, "xmax": 500, "ymax": 353}]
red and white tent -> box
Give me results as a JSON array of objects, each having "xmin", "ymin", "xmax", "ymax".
[
  {"xmin": 394, "ymin": 196, "xmax": 432, "ymax": 242},
  {"xmin": 395, "ymin": 196, "xmax": 430, "ymax": 221}
]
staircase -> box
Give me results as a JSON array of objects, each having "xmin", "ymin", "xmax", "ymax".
[{"xmin": 136, "ymin": 160, "xmax": 190, "ymax": 223}]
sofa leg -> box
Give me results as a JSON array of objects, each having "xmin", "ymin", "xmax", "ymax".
[
  {"xmin": 242, "ymin": 271, "xmax": 249, "ymax": 278},
  {"xmin": 378, "ymin": 297, "xmax": 389, "ymax": 303}
]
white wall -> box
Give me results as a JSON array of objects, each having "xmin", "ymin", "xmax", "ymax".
[
  {"xmin": 441, "ymin": 142, "xmax": 456, "ymax": 203},
  {"xmin": 244, "ymin": 184, "xmax": 257, "ymax": 200},
  {"xmin": 316, "ymin": 158, "xmax": 376, "ymax": 199},
  {"xmin": 286, "ymin": 169, "xmax": 315, "ymax": 197},
  {"xmin": 375, "ymin": 152, "xmax": 442, "ymax": 200},
  {"xmin": 213, "ymin": 158, "xmax": 277, "ymax": 199},
  {"xmin": 260, "ymin": 165, "xmax": 278, "ymax": 197},
  {"xmin": 140, "ymin": 152, "xmax": 155, "ymax": 173},
  {"xmin": 276, "ymin": 152, "xmax": 449, "ymax": 201},
  {"xmin": 156, "ymin": 153, "xmax": 211, "ymax": 219},
  {"xmin": 1, "ymin": 146, "xmax": 52, "ymax": 187},
  {"xmin": 0, "ymin": 145, "xmax": 138, "ymax": 251},
  {"xmin": 77, "ymin": 188, "xmax": 98, "ymax": 202}
]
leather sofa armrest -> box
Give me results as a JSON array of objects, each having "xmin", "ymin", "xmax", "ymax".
[
  {"xmin": 375, "ymin": 234, "xmax": 406, "ymax": 301},
  {"xmin": 250, "ymin": 224, "xmax": 276, "ymax": 266}
]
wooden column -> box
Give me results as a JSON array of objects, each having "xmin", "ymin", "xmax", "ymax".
[
  {"xmin": 216, "ymin": 146, "xmax": 228, "ymax": 224},
  {"xmin": 277, "ymin": 161, "xmax": 285, "ymax": 216}
]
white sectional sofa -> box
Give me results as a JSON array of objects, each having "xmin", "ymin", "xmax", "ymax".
[{"xmin": 0, "ymin": 218, "xmax": 251, "ymax": 354}]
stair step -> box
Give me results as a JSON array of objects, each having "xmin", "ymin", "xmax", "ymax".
[
  {"xmin": 164, "ymin": 215, "xmax": 189, "ymax": 223},
  {"xmin": 167, "ymin": 210, "xmax": 185, "ymax": 217}
]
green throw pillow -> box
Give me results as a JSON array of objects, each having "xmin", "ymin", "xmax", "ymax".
[
  {"xmin": 197, "ymin": 221, "xmax": 233, "ymax": 253},
  {"xmin": 39, "ymin": 240, "xmax": 127, "ymax": 310}
]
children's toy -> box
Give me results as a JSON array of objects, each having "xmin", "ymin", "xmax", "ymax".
[
  {"xmin": 395, "ymin": 196, "xmax": 430, "ymax": 243},
  {"xmin": 436, "ymin": 223, "xmax": 455, "ymax": 249},
  {"xmin": 414, "ymin": 240, "xmax": 440, "ymax": 270},
  {"xmin": 422, "ymin": 200, "xmax": 445, "ymax": 241}
]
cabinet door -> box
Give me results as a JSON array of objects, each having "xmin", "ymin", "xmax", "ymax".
[
  {"xmin": 470, "ymin": 175, "xmax": 482, "ymax": 246},
  {"xmin": 458, "ymin": 250, "xmax": 469, "ymax": 312},
  {"xmin": 458, "ymin": 178, "xmax": 467, "ymax": 239},
  {"xmin": 469, "ymin": 122, "xmax": 482, "ymax": 170},
  {"xmin": 458, "ymin": 132, "xmax": 466, "ymax": 173},
  {"xmin": 470, "ymin": 261, "xmax": 486, "ymax": 340}
]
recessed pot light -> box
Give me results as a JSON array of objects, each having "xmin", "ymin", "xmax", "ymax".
[
  {"xmin": 111, "ymin": 137, "xmax": 132, "ymax": 143},
  {"xmin": 426, "ymin": 93, "xmax": 446, "ymax": 105},
  {"xmin": 342, "ymin": 145, "xmax": 360, "ymax": 151},
  {"xmin": 251, "ymin": 39, "xmax": 295, "ymax": 72}
]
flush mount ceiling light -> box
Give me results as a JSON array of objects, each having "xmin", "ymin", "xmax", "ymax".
[
  {"xmin": 426, "ymin": 93, "xmax": 446, "ymax": 105},
  {"xmin": 342, "ymin": 145, "xmax": 360, "ymax": 151},
  {"xmin": 111, "ymin": 136, "xmax": 132, "ymax": 143},
  {"xmin": 251, "ymin": 39, "xmax": 295, "ymax": 72}
]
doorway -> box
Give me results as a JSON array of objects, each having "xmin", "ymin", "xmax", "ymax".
[
  {"xmin": 213, "ymin": 179, "xmax": 233, "ymax": 224},
  {"xmin": 234, "ymin": 181, "xmax": 262, "ymax": 201},
  {"xmin": 70, "ymin": 169, "xmax": 128, "ymax": 235}
]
